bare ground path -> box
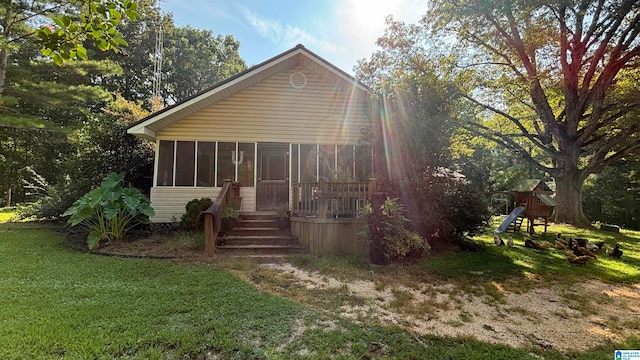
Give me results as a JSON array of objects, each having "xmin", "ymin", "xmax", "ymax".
[{"xmin": 240, "ymin": 262, "xmax": 640, "ymax": 353}]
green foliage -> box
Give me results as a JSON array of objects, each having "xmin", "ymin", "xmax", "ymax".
[
  {"xmin": 1, "ymin": 1, "xmax": 244, "ymax": 212},
  {"xmin": 373, "ymin": 197, "xmax": 430, "ymax": 262},
  {"xmin": 358, "ymin": 33, "xmax": 490, "ymax": 246},
  {"xmin": 583, "ymin": 159, "xmax": 640, "ymax": 230},
  {"xmin": 63, "ymin": 172, "xmax": 153, "ymax": 249},
  {"xmin": 162, "ymin": 30, "xmax": 247, "ymax": 103},
  {"xmin": 70, "ymin": 98, "xmax": 154, "ymax": 193},
  {"xmin": 91, "ymin": 2, "xmax": 247, "ymax": 105},
  {"xmin": 17, "ymin": 169, "xmax": 89, "ymax": 220},
  {"xmin": 34, "ymin": 0, "xmax": 140, "ymax": 64},
  {"xmin": 447, "ymin": 182, "xmax": 491, "ymax": 238},
  {"xmin": 179, "ymin": 197, "xmax": 213, "ymax": 231},
  {"xmin": 222, "ymin": 199, "xmax": 241, "ymax": 219}
]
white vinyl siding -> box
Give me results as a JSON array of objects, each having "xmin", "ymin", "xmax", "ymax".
[{"xmin": 150, "ymin": 187, "xmax": 256, "ymax": 222}]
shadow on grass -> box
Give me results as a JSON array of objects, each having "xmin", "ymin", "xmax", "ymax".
[{"xmin": 414, "ymin": 224, "xmax": 640, "ymax": 284}]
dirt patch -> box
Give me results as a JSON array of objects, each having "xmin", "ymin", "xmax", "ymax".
[{"xmin": 252, "ymin": 263, "xmax": 640, "ymax": 352}]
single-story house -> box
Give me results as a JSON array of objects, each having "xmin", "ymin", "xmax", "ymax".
[{"xmin": 127, "ymin": 44, "xmax": 376, "ymax": 255}]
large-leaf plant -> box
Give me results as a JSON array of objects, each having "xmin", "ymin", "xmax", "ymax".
[{"xmin": 63, "ymin": 172, "xmax": 154, "ymax": 250}]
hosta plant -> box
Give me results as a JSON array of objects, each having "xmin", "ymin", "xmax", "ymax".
[{"xmin": 63, "ymin": 173, "xmax": 154, "ymax": 250}]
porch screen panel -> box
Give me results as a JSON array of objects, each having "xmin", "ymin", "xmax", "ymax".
[
  {"xmin": 337, "ymin": 145, "xmax": 355, "ymax": 181},
  {"xmin": 196, "ymin": 142, "xmax": 215, "ymax": 187},
  {"xmin": 291, "ymin": 144, "xmax": 299, "ymax": 183},
  {"xmin": 355, "ymin": 145, "xmax": 371, "ymax": 181},
  {"xmin": 157, "ymin": 140, "xmax": 174, "ymax": 186},
  {"xmin": 299, "ymin": 144, "xmax": 317, "ymax": 181},
  {"xmin": 175, "ymin": 141, "xmax": 195, "ymax": 186},
  {"xmin": 319, "ymin": 145, "xmax": 336, "ymax": 181},
  {"xmin": 237, "ymin": 143, "xmax": 255, "ymax": 187},
  {"xmin": 217, "ymin": 142, "xmax": 235, "ymax": 185}
]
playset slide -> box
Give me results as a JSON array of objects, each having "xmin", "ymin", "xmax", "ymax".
[{"xmin": 495, "ymin": 206, "xmax": 526, "ymax": 233}]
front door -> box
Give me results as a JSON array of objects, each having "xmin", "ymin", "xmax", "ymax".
[{"xmin": 256, "ymin": 143, "xmax": 289, "ymax": 210}]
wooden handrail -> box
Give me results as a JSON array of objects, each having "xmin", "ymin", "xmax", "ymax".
[{"xmin": 202, "ymin": 179, "xmax": 240, "ymax": 256}]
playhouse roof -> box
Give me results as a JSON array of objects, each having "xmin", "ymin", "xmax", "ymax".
[
  {"xmin": 537, "ymin": 193, "xmax": 557, "ymax": 207},
  {"xmin": 512, "ymin": 179, "xmax": 553, "ymax": 193}
]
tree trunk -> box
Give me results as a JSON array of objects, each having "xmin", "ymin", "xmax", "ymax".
[
  {"xmin": 553, "ymin": 168, "xmax": 591, "ymax": 227},
  {"xmin": 0, "ymin": 2, "xmax": 10, "ymax": 96},
  {"xmin": 0, "ymin": 46, "xmax": 7, "ymax": 95}
]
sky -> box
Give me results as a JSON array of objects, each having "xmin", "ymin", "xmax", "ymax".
[{"xmin": 160, "ymin": 0, "xmax": 427, "ymax": 75}]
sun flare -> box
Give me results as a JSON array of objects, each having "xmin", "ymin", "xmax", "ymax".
[{"xmin": 348, "ymin": 0, "xmax": 396, "ymax": 31}]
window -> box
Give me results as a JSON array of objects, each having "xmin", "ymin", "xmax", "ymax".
[
  {"xmin": 337, "ymin": 145, "xmax": 355, "ymax": 181},
  {"xmin": 157, "ymin": 140, "xmax": 174, "ymax": 186},
  {"xmin": 299, "ymin": 144, "xmax": 317, "ymax": 181},
  {"xmin": 355, "ymin": 145, "xmax": 371, "ymax": 181},
  {"xmin": 196, "ymin": 142, "xmax": 216, "ymax": 187},
  {"xmin": 157, "ymin": 140, "xmax": 260, "ymax": 188},
  {"xmin": 319, "ymin": 145, "xmax": 336, "ymax": 180},
  {"xmin": 291, "ymin": 145, "xmax": 299, "ymax": 183},
  {"xmin": 237, "ymin": 143, "xmax": 255, "ymax": 187},
  {"xmin": 175, "ymin": 141, "xmax": 195, "ymax": 186},
  {"xmin": 216, "ymin": 142, "xmax": 235, "ymax": 185}
]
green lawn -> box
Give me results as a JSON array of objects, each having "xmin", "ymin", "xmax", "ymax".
[{"xmin": 1, "ymin": 222, "xmax": 638, "ymax": 359}]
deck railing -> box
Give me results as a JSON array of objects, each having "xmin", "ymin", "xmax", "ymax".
[
  {"xmin": 292, "ymin": 179, "xmax": 376, "ymax": 218},
  {"xmin": 203, "ymin": 179, "xmax": 240, "ymax": 256}
]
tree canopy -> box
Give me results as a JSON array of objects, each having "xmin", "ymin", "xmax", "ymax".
[
  {"xmin": 360, "ymin": 0, "xmax": 640, "ymax": 227},
  {"xmin": 1, "ymin": 0, "xmax": 247, "ymax": 211}
]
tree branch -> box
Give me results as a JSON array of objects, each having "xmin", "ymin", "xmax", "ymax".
[
  {"xmin": 462, "ymin": 121, "xmax": 554, "ymax": 174},
  {"xmin": 460, "ymin": 93, "xmax": 554, "ymax": 153}
]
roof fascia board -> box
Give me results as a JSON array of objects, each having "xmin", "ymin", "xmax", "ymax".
[
  {"xmin": 300, "ymin": 49, "xmax": 369, "ymax": 93},
  {"xmin": 127, "ymin": 126, "xmax": 156, "ymax": 139}
]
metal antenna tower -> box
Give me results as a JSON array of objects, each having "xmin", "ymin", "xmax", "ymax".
[{"xmin": 151, "ymin": 3, "xmax": 164, "ymax": 111}]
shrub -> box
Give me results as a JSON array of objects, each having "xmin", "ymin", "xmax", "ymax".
[
  {"xmin": 63, "ymin": 173, "xmax": 154, "ymax": 250},
  {"xmin": 18, "ymin": 172, "xmax": 90, "ymax": 220},
  {"xmin": 222, "ymin": 199, "xmax": 241, "ymax": 219},
  {"xmin": 390, "ymin": 168, "xmax": 491, "ymax": 249},
  {"xmin": 180, "ymin": 198, "xmax": 213, "ymax": 231},
  {"xmin": 368, "ymin": 197, "xmax": 430, "ymax": 263}
]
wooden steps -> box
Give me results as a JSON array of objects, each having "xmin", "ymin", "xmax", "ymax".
[
  {"xmin": 507, "ymin": 216, "xmax": 525, "ymax": 233},
  {"xmin": 215, "ymin": 212, "xmax": 305, "ymax": 256}
]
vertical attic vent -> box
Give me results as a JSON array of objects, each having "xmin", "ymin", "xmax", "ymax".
[{"xmin": 290, "ymin": 71, "xmax": 307, "ymax": 89}]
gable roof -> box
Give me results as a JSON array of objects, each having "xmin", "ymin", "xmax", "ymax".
[
  {"xmin": 512, "ymin": 179, "xmax": 553, "ymax": 193},
  {"xmin": 127, "ymin": 44, "xmax": 370, "ymax": 140}
]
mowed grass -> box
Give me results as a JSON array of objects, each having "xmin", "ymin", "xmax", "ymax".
[
  {"xmin": 414, "ymin": 220, "xmax": 640, "ymax": 285},
  {"xmin": 1, "ymin": 223, "xmax": 600, "ymax": 360}
]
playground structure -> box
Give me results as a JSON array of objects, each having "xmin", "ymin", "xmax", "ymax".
[{"xmin": 495, "ymin": 179, "xmax": 557, "ymax": 235}]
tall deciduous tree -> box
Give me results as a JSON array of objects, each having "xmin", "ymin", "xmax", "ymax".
[
  {"xmin": 162, "ymin": 28, "xmax": 246, "ymax": 104},
  {"xmin": 365, "ymin": 1, "xmax": 640, "ymax": 226}
]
